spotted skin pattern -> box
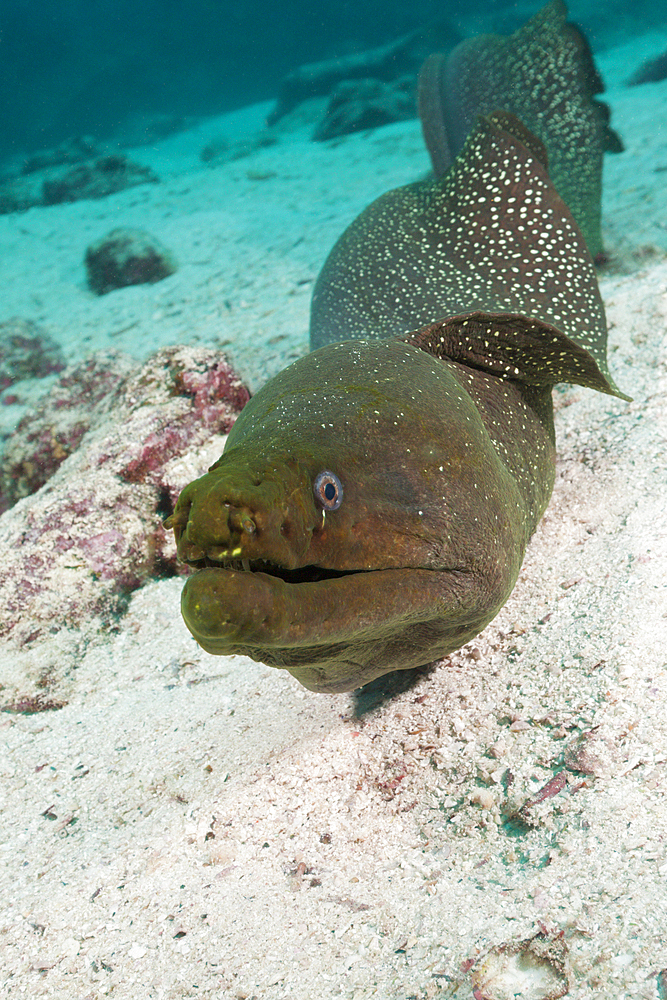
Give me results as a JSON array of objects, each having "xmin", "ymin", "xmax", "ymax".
[
  {"xmin": 311, "ymin": 112, "xmax": 620, "ymax": 388},
  {"xmin": 417, "ymin": 0, "xmax": 623, "ymax": 258}
]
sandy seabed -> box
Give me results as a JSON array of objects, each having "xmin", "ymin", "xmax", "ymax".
[{"xmin": 1, "ymin": 24, "xmax": 667, "ymax": 1000}]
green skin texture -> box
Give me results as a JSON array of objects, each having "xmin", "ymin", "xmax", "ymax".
[{"xmin": 172, "ymin": 339, "xmax": 555, "ymax": 692}]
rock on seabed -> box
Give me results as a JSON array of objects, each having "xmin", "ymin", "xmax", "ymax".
[{"xmin": 0, "ymin": 345, "xmax": 249, "ymax": 667}]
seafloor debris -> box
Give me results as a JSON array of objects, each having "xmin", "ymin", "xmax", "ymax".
[
  {"xmin": 0, "ymin": 345, "xmax": 249, "ymax": 648},
  {"xmin": 563, "ymin": 728, "xmax": 616, "ymax": 777},
  {"xmin": 0, "ymin": 317, "xmax": 64, "ymax": 391},
  {"xmin": 470, "ymin": 932, "xmax": 570, "ymax": 1000},
  {"xmin": 1, "ymin": 695, "xmax": 68, "ymax": 714},
  {"xmin": 85, "ymin": 227, "xmax": 176, "ymax": 295},
  {"xmin": 657, "ymin": 968, "xmax": 667, "ymax": 999}
]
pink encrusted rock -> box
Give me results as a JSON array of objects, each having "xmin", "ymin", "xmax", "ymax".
[
  {"xmin": 0, "ymin": 351, "xmax": 134, "ymax": 512},
  {"xmin": 0, "ymin": 345, "xmax": 249, "ymax": 650}
]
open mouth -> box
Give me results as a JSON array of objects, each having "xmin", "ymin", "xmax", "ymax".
[{"xmin": 184, "ymin": 554, "xmax": 354, "ymax": 586}]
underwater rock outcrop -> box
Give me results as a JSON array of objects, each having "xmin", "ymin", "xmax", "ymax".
[
  {"xmin": 0, "ymin": 346, "xmax": 249, "ymax": 649},
  {"xmin": 0, "ymin": 317, "xmax": 64, "ymax": 391},
  {"xmin": 312, "ymin": 75, "xmax": 417, "ymax": 141},
  {"xmin": 626, "ymin": 48, "xmax": 667, "ymax": 86},
  {"xmin": 0, "ymin": 352, "xmax": 134, "ymax": 512},
  {"xmin": 21, "ymin": 136, "xmax": 101, "ymax": 175},
  {"xmin": 0, "ymin": 154, "xmax": 158, "ymax": 216},
  {"xmin": 85, "ymin": 227, "xmax": 177, "ymax": 295},
  {"xmin": 267, "ymin": 23, "xmax": 459, "ymax": 126},
  {"xmin": 42, "ymin": 154, "xmax": 158, "ymax": 205}
]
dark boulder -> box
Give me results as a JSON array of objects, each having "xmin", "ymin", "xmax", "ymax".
[{"xmin": 85, "ymin": 228, "xmax": 176, "ymax": 296}]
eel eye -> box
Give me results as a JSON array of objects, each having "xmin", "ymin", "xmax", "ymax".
[{"xmin": 313, "ymin": 470, "xmax": 343, "ymax": 511}]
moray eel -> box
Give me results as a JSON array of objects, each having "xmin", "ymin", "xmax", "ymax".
[{"xmin": 167, "ymin": 3, "xmax": 628, "ymax": 693}]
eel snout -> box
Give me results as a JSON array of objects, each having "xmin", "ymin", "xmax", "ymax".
[
  {"xmin": 164, "ymin": 463, "xmax": 318, "ymax": 573},
  {"xmin": 165, "ymin": 497, "xmax": 257, "ymax": 565}
]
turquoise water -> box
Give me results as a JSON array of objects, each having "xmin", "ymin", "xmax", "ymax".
[{"xmin": 0, "ymin": 0, "xmax": 665, "ymax": 159}]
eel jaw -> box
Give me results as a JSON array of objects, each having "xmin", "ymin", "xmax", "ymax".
[
  {"xmin": 179, "ymin": 558, "xmax": 489, "ymax": 695},
  {"xmin": 181, "ymin": 550, "xmax": 354, "ymax": 586},
  {"xmin": 180, "ymin": 562, "xmax": 379, "ymax": 663}
]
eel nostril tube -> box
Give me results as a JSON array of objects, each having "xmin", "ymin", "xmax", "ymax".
[{"xmin": 229, "ymin": 506, "xmax": 257, "ymax": 536}]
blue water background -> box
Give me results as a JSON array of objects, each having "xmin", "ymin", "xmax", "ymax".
[{"xmin": 0, "ymin": 0, "xmax": 663, "ymax": 159}]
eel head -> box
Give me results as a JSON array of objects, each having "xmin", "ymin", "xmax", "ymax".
[{"xmin": 166, "ymin": 340, "xmax": 525, "ymax": 692}]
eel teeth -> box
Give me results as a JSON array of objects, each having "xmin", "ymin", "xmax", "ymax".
[{"xmin": 207, "ymin": 545, "xmax": 231, "ymax": 561}]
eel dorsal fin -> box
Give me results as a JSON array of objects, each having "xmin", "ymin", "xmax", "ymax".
[
  {"xmin": 311, "ymin": 110, "xmax": 616, "ymax": 378},
  {"xmin": 417, "ymin": 0, "xmax": 623, "ymax": 257},
  {"xmin": 405, "ymin": 311, "xmax": 631, "ymax": 400}
]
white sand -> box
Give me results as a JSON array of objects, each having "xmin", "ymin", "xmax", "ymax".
[{"xmin": 1, "ymin": 28, "xmax": 667, "ymax": 1000}]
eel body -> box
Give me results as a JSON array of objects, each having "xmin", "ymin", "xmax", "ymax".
[{"xmin": 167, "ymin": 3, "xmax": 627, "ymax": 693}]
